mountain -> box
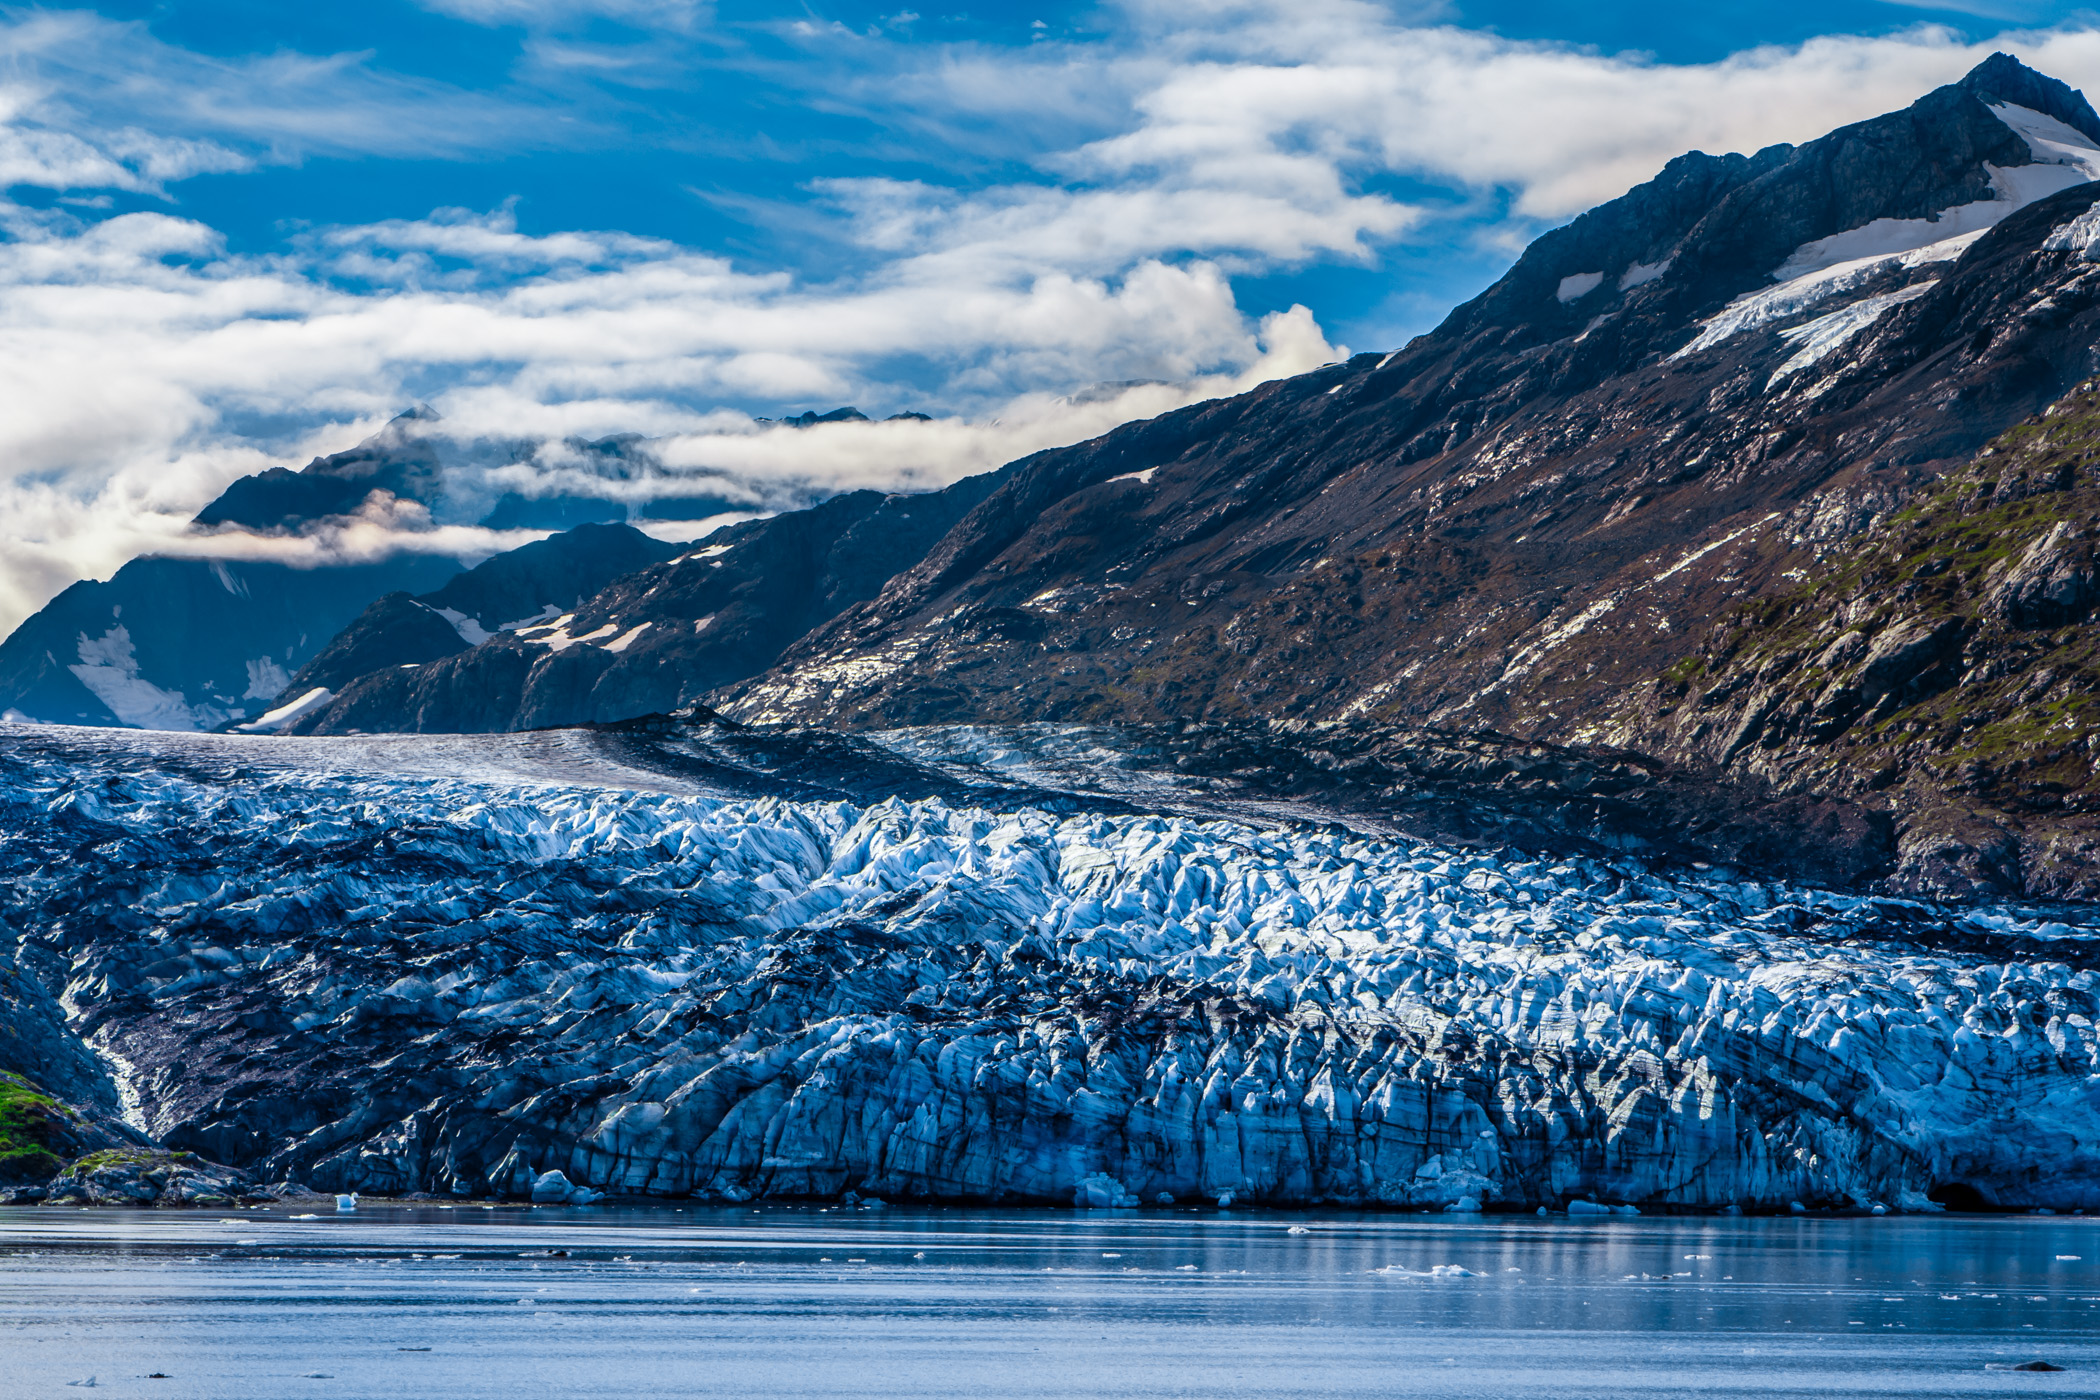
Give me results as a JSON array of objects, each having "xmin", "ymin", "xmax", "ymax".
[
  {"xmin": 240, "ymin": 521, "xmax": 681, "ymax": 731},
  {"xmin": 721, "ymin": 55, "xmax": 2100, "ymax": 732},
  {"xmin": 275, "ymin": 481, "xmax": 1000, "ymax": 735},
  {"xmin": 0, "ymin": 555, "xmax": 463, "ymax": 730},
  {"xmin": 191, "ymin": 408, "xmax": 447, "ymax": 531},
  {"xmin": 0, "ymin": 412, "xmax": 470, "ymax": 730}
]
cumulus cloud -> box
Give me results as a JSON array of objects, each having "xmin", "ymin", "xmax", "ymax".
[{"xmin": 7, "ymin": 1, "xmax": 2100, "ymax": 640}]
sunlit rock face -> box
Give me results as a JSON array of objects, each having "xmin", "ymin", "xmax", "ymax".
[{"xmin": 3, "ymin": 726, "xmax": 2096, "ymax": 1211}]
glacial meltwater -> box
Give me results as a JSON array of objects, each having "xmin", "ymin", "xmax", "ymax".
[{"xmin": 3, "ymin": 1208, "xmax": 2098, "ymax": 1398}]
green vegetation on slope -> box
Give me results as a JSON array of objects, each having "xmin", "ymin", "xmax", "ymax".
[
  {"xmin": 0, "ymin": 1071, "xmax": 75, "ymax": 1183},
  {"xmin": 1642, "ymin": 382, "xmax": 2100, "ymax": 893}
]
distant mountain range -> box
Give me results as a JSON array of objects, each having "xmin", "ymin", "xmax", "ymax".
[{"xmin": 8, "ymin": 53, "xmax": 2100, "ymax": 898}]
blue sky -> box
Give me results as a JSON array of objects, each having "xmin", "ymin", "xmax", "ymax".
[{"xmin": 4, "ymin": 0, "xmax": 2100, "ymax": 631}]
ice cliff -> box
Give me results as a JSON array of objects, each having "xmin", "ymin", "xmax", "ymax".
[{"xmin": 2, "ymin": 726, "xmax": 2097, "ymax": 1211}]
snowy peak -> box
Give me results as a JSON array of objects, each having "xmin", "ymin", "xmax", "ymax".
[
  {"xmin": 1461, "ymin": 54, "xmax": 2100, "ymax": 352},
  {"xmin": 1957, "ymin": 50, "xmax": 2100, "ymax": 143}
]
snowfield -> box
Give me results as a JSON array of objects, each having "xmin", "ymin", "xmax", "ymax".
[{"xmin": 2, "ymin": 724, "xmax": 2097, "ymax": 1211}]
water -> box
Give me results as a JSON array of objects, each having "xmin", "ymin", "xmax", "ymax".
[{"xmin": 3, "ymin": 1207, "xmax": 2098, "ymax": 1398}]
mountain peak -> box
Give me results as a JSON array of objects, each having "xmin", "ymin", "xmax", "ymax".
[{"xmin": 1955, "ymin": 51, "xmax": 2100, "ymax": 143}]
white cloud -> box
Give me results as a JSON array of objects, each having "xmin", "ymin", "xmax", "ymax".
[
  {"xmin": 0, "ymin": 9, "xmax": 578, "ymax": 186},
  {"xmin": 419, "ymin": 0, "xmax": 708, "ymax": 28}
]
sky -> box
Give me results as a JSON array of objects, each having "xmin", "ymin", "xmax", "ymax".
[{"xmin": 7, "ymin": 0, "xmax": 2100, "ymax": 634}]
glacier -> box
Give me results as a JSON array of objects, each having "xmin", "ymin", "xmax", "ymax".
[{"xmin": 2, "ymin": 722, "xmax": 2097, "ymax": 1212}]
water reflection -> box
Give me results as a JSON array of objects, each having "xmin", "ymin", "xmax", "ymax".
[{"xmin": 2, "ymin": 1208, "xmax": 2097, "ymax": 1397}]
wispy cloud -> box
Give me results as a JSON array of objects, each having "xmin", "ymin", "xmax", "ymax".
[{"xmin": 0, "ymin": 9, "xmax": 581, "ymax": 185}]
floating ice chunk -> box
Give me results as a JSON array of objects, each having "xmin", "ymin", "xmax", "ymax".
[
  {"xmin": 1286, "ymin": 1224, "xmax": 1311, "ymax": 1235},
  {"xmin": 335, "ymin": 1193, "xmax": 357, "ymax": 1212},
  {"xmin": 1074, "ymin": 1173, "xmax": 1137, "ymax": 1209},
  {"xmin": 1566, "ymin": 1199, "xmax": 1612, "ymax": 1216},
  {"xmin": 1445, "ymin": 1196, "xmax": 1483, "ymax": 1213},
  {"xmin": 532, "ymin": 1169, "xmax": 600, "ymax": 1205}
]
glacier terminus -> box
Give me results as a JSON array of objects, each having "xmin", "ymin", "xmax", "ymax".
[{"xmin": 3, "ymin": 722, "xmax": 2094, "ymax": 1214}]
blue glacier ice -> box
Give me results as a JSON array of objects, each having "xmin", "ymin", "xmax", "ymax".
[{"xmin": 1, "ymin": 723, "xmax": 2096, "ymax": 1210}]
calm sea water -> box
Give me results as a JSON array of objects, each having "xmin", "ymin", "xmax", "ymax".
[{"xmin": 3, "ymin": 1206, "xmax": 2098, "ymax": 1398}]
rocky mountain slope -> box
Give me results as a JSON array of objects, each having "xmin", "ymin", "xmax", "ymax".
[
  {"xmin": 240, "ymin": 522, "xmax": 679, "ymax": 732},
  {"xmin": 278, "ymin": 480, "xmax": 1002, "ymax": 735},
  {"xmin": 1598, "ymin": 383, "xmax": 2100, "ymax": 897},
  {"xmin": 1, "ymin": 723, "xmax": 2093, "ymax": 1210},
  {"xmin": 720, "ymin": 56, "xmax": 2100, "ymax": 739}
]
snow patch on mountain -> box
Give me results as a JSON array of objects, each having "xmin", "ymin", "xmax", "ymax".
[
  {"xmin": 1767, "ymin": 282, "xmax": 1940, "ymax": 388},
  {"xmin": 1674, "ymin": 234, "xmax": 1978, "ymax": 361},
  {"xmin": 1618, "ymin": 259, "xmax": 1670, "ymax": 290},
  {"xmin": 243, "ymin": 657, "xmax": 291, "ymax": 700},
  {"xmin": 1556, "ymin": 272, "xmax": 1605, "ymax": 303},
  {"xmin": 433, "ymin": 607, "xmax": 492, "ymax": 646},
  {"xmin": 67, "ymin": 625, "xmax": 225, "ymax": 731},
  {"xmin": 1989, "ymin": 101, "xmax": 2100, "ymax": 181},
  {"xmin": 604, "ymin": 623, "xmax": 651, "ymax": 654},
  {"xmin": 1675, "ymin": 102, "xmax": 2100, "ymax": 363},
  {"xmin": 209, "ymin": 562, "xmax": 249, "ymax": 599},
  {"xmin": 234, "ymin": 686, "xmax": 335, "ymax": 734}
]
